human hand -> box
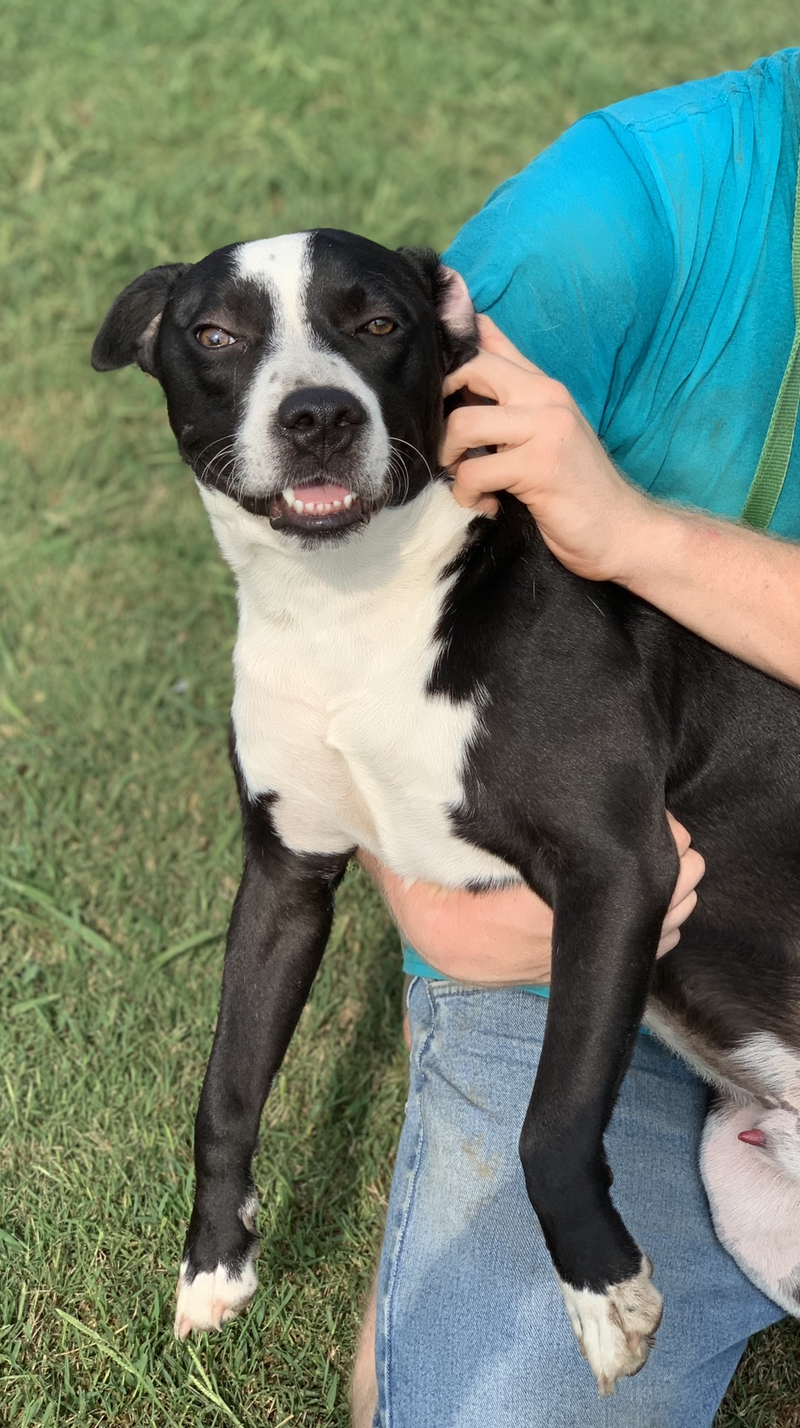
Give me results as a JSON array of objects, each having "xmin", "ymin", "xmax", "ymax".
[
  {"xmin": 441, "ymin": 315, "xmax": 656, "ymax": 585},
  {"xmin": 358, "ymin": 812, "xmax": 703, "ymax": 986}
]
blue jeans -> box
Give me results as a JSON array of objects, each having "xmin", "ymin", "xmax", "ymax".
[{"xmin": 373, "ymin": 980, "xmax": 783, "ymax": 1428}]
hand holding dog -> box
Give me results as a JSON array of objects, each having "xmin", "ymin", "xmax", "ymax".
[
  {"xmin": 444, "ymin": 316, "xmax": 800, "ymax": 688},
  {"xmin": 442, "ymin": 315, "xmax": 652, "ymax": 584},
  {"xmin": 360, "ymin": 813, "xmax": 703, "ymax": 985}
]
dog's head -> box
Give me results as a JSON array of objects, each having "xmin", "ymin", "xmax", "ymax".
[{"xmin": 92, "ymin": 230, "xmax": 477, "ymax": 541}]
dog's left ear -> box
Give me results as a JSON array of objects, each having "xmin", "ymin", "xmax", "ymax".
[
  {"xmin": 91, "ymin": 262, "xmax": 193, "ymax": 376},
  {"xmin": 396, "ymin": 247, "xmax": 478, "ymax": 374}
]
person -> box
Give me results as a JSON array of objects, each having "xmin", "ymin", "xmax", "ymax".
[{"xmin": 351, "ymin": 49, "xmax": 800, "ymax": 1428}]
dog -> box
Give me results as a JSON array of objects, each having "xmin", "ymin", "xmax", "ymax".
[{"xmin": 92, "ymin": 229, "xmax": 800, "ymax": 1395}]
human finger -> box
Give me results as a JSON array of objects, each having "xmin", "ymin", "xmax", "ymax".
[
  {"xmin": 443, "ymin": 346, "xmax": 550, "ymax": 403},
  {"xmin": 665, "ymin": 811, "xmax": 692, "ymax": 859},
  {"xmin": 476, "ymin": 314, "xmax": 543, "ymax": 374},
  {"xmin": 446, "ymin": 449, "xmax": 527, "ymax": 511},
  {"xmin": 669, "ymin": 845, "xmax": 705, "ymax": 911},
  {"xmin": 655, "ymin": 927, "xmax": 681, "ymax": 957},
  {"xmin": 664, "ymin": 811, "xmax": 705, "ymax": 910},
  {"xmin": 655, "ymin": 889, "xmax": 698, "ymax": 958},
  {"xmin": 440, "ymin": 402, "xmax": 548, "ymax": 467},
  {"xmin": 664, "ymin": 812, "xmax": 705, "ymax": 909}
]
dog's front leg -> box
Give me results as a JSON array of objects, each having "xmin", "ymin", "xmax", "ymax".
[
  {"xmin": 174, "ymin": 816, "xmax": 348, "ymax": 1340},
  {"xmin": 518, "ymin": 842, "xmax": 675, "ymax": 1395}
]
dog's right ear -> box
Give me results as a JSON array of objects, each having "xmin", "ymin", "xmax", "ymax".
[
  {"xmin": 396, "ymin": 247, "xmax": 479, "ymax": 375},
  {"xmin": 91, "ymin": 263, "xmax": 193, "ymax": 375}
]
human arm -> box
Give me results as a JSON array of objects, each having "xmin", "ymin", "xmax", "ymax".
[
  {"xmin": 443, "ymin": 317, "xmax": 800, "ymax": 690},
  {"xmin": 358, "ymin": 812, "xmax": 702, "ymax": 985}
]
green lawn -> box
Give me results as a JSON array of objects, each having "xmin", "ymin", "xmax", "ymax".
[{"xmin": 3, "ymin": 1, "xmax": 800, "ymax": 1423}]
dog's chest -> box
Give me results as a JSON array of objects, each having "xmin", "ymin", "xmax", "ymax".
[{"xmin": 210, "ymin": 487, "xmax": 518, "ymax": 887}]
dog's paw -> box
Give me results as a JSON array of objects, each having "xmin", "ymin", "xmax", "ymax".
[
  {"xmin": 174, "ymin": 1254, "xmax": 259, "ymax": 1340},
  {"xmin": 558, "ymin": 1258, "xmax": 663, "ymax": 1397},
  {"xmin": 174, "ymin": 1193, "xmax": 261, "ymax": 1340}
]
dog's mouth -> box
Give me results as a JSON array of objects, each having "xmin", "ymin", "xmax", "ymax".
[{"xmin": 238, "ymin": 483, "xmax": 368, "ymax": 532}]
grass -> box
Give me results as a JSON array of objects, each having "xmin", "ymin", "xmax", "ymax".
[{"xmin": 3, "ymin": 0, "xmax": 800, "ymax": 1422}]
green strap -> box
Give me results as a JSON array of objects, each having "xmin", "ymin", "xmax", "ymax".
[{"xmin": 741, "ymin": 148, "xmax": 800, "ymax": 530}]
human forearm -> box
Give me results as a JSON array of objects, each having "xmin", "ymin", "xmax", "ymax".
[
  {"xmin": 358, "ymin": 850, "xmax": 554, "ymax": 985},
  {"xmin": 617, "ymin": 499, "xmax": 800, "ymax": 688},
  {"xmin": 358, "ymin": 815, "xmax": 701, "ymax": 986}
]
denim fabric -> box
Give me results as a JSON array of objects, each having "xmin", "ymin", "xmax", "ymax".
[{"xmin": 374, "ymin": 980, "xmax": 783, "ymax": 1428}]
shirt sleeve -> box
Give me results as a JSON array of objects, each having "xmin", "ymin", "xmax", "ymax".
[{"xmin": 442, "ymin": 113, "xmax": 673, "ymax": 439}]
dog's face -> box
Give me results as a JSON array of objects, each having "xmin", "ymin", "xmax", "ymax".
[{"xmin": 92, "ymin": 230, "xmax": 477, "ymax": 541}]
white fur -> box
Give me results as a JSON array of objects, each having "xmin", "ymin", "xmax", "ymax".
[
  {"xmin": 439, "ymin": 266, "xmax": 477, "ymax": 338},
  {"xmin": 174, "ymin": 1256, "xmax": 259, "ymax": 1339},
  {"xmin": 201, "ymin": 479, "xmax": 520, "ymax": 887},
  {"xmin": 239, "ymin": 1190, "xmax": 260, "ymax": 1231},
  {"xmin": 232, "ymin": 236, "xmax": 390, "ymax": 505},
  {"xmin": 701, "ymin": 1101, "xmax": 800, "ymax": 1313},
  {"xmin": 557, "ymin": 1261, "xmax": 662, "ymax": 1397},
  {"xmin": 730, "ymin": 1030, "xmax": 800, "ymax": 1108},
  {"xmin": 642, "ymin": 1006, "xmax": 754, "ymax": 1103}
]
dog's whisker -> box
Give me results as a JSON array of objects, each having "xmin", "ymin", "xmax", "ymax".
[
  {"xmin": 391, "ymin": 436, "xmax": 434, "ymax": 486},
  {"xmin": 389, "ymin": 438, "xmax": 427, "ymax": 506},
  {"xmin": 195, "ymin": 433, "xmax": 237, "ymax": 469},
  {"xmin": 387, "ymin": 447, "xmax": 411, "ymax": 504},
  {"xmin": 198, "ymin": 441, "xmax": 241, "ymax": 495}
]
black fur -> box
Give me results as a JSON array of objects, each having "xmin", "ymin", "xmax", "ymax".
[{"xmin": 91, "ymin": 263, "xmax": 194, "ymax": 375}]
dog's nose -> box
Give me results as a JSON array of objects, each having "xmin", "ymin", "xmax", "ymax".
[{"xmin": 277, "ymin": 386, "xmax": 367, "ymax": 454}]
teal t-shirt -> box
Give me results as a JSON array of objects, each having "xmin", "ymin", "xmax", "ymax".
[{"xmin": 404, "ymin": 49, "xmax": 800, "ymax": 990}]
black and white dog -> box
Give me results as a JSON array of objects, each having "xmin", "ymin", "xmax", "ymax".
[{"xmin": 92, "ymin": 230, "xmax": 800, "ymax": 1395}]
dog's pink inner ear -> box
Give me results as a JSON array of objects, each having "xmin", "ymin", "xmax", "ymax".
[
  {"xmin": 138, "ymin": 312, "xmax": 163, "ymax": 366},
  {"xmin": 438, "ymin": 266, "xmax": 476, "ymax": 340}
]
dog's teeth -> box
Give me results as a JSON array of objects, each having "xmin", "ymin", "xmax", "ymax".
[{"xmin": 287, "ymin": 492, "xmax": 354, "ymax": 518}]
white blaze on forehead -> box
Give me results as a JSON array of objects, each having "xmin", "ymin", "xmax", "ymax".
[
  {"xmin": 234, "ymin": 233, "xmax": 311, "ymax": 334},
  {"xmin": 231, "ymin": 232, "xmax": 391, "ymax": 502}
]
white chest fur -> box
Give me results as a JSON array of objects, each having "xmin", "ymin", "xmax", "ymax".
[{"xmin": 201, "ymin": 483, "xmax": 519, "ymax": 888}]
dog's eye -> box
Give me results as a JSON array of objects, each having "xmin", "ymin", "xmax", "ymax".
[
  {"xmin": 195, "ymin": 326, "xmax": 238, "ymax": 349},
  {"xmin": 361, "ymin": 317, "xmax": 396, "ymax": 336}
]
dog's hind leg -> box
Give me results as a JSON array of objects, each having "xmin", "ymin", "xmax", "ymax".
[
  {"xmin": 702, "ymin": 1095, "xmax": 800, "ymax": 1314},
  {"xmin": 174, "ymin": 799, "xmax": 349, "ymax": 1340}
]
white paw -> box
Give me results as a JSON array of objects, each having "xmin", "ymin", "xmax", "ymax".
[
  {"xmin": 558, "ymin": 1259, "xmax": 663, "ymax": 1396},
  {"xmin": 174, "ymin": 1255, "xmax": 259, "ymax": 1340},
  {"xmin": 174, "ymin": 1194, "xmax": 261, "ymax": 1340}
]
